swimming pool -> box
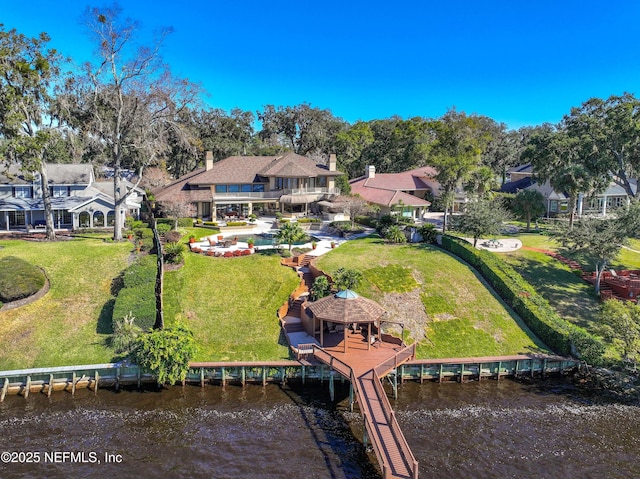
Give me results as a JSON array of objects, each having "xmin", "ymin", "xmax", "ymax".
[{"xmin": 231, "ymin": 233, "xmax": 319, "ymax": 247}]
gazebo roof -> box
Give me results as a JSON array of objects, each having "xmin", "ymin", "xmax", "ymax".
[{"xmin": 306, "ymin": 289, "xmax": 386, "ymax": 324}]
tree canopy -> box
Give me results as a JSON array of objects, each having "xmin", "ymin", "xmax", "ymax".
[
  {"xmin": 0, "ymin": 25, "xmax": 64, "ymax": 240},
  {"xmin": 58, "ymin": 5, "xmax": 200, "ymax": 240}
]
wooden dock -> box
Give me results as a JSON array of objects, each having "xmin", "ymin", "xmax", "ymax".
[{"xmin": 313, "ymin": 333, "xmax": 419, "ymax": 479}]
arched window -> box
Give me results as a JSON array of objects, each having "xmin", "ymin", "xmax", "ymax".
[
  {"xmin": 107, "ymin": 211, "xmax": 115, "ymax": 226},
  {"xmin": 93, "ymin": 211, "xmax": 105, "ymax": 227},
  {"xmin": 79, "ymin": 212, "xmax": 90, "ymax": 228}
]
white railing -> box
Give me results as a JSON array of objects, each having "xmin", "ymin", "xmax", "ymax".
[{"xmin": 212, "ymin": 187, "xmax": 340, "ymax": 201}]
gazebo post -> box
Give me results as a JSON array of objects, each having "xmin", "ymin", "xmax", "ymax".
[
  {"xmin": 344, "ymin": 326, "xmax": 347, "ymax": 353},
  {"xmin": 368, "ymin": 323, "xmax": 371, "ymax": 351},
  {"xmin": 320, "ymin": 319, "xmax": 324, "ymax": 347}
]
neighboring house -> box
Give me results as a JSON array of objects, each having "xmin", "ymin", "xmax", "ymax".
[
  {"xmin": 0, "ymin": 163, "xmax": 144, "ymax": 231},
  {"xmin": 349, "ymin": 165, "xmax": 466, "ymax": 221},
  {"xmin": 501, "ymin": 164, "xmax": 637, "ymax": 217},
  {"xmin": 153, "ymin": 152, "xmax": 343, "ymax": 220}
]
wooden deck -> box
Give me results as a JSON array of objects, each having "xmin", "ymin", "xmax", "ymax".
[{"xmin": 313, "ymin": 338, "xmax": 419, "ymax": 479}]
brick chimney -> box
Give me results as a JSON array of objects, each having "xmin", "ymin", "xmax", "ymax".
[
  {"xmin": 205, "ymin": 151, "xmax": 214, "ymax": 171},
  {"xmin": 366, "ymin": 165, "xmax": 376, "ymax": 178},
  {"xmin": 329, "ymin": 153, "xmax": 337, "ymax": 172}
]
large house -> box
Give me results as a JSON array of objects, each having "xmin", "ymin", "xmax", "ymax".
[
  {"xmin": 502, "ymin": 164, "xmax": 637, "ymax": 217},
  {"xmin": 0, "ymin": 163, "xmax": 144, "ymax": 232},
  {"xmin": 349, "ymin": 165, "xmax": 466, "ymax": 221},
  {"xmin": 154, "ymin": 152, "xmax": 343, "ymax": 220}
]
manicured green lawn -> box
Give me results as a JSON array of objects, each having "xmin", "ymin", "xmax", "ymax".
[
  {"xmin": 501, "ymin": 232, "xmax": 640, "ymax": 330},
  {"xmin": 316, "ymin": 236, "xmax": 548, "ymax": 359},
  {"xmin": 0, "ymin": 238, "xmax": 133, "ymax": 370},
  {"xmin": 163, "ymin": 251, "xmax": 300, "ymax": 361}
]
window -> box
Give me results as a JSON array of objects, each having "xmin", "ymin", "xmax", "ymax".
[
  {"xmin": 52, "ymin": 186, "xmax": 69, "ymax": 197},
  {"xmin": 253, "ymin": 184, "xmax": 265, "ymax": 192},
  {"xmin": 241, "ymin": 184, "xmax": 252, "ymax": 192},
  {"xmin": 317, "ymin": 177, "xmax": 327, "ymax": 187},
  {"xmin": 9, "ymin": 211, "xmax": 26, "ymax": 226},
  {"xmin": 54, "ymin": 209, "xmax": 72, "ymax": 225},
  {"xmin": 549, "ymin": 201, "xmax": 558, "ymax": 213},
  {"xmin": 227, "ymin": 184, "xmax": 240, "ymax": 193},
  {"xmin": 606, "ymin": 196, "xmax": 625, "ymax": 209},
  {"xmin": 215, "ymin": 185, "xmax": 227, "ymax": 193},
  {"xmin": 14, "ymin": 186, "xmax": 32, "ymax": 198}
]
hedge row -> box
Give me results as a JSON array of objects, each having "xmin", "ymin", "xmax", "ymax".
[
  {"xmin": 113, "ymin": 254, "xmax": 157, "ymax": 331},
  {"xmin": 440, "ymin": 235, "xmax": 574, "ymax": 355},
  {"xmin": 157, "ymin": 217, "xmax": 193, "ymax": 228}
]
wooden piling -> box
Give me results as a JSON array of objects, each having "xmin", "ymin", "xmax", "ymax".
[
  {"xmin": 1, "ymin": 378, "xmax": 8, "ymax": 402},
  {"xmin": 200, "ymin": 367, "xmax": 205, "ymax": 388},
  {"xmin": 94, "ymin": 370, "xmax": 99, "ymax": 395},
  {"xmin": 25, "ymin": 376, "xmax": 31, "ymax": 398},
  {"xmin": 72, "ymin": 372, "xmax": 77, "ymax": 396},
  {"xmin": 48, "ymin": 374, "xmax": 54, "ymax": 398}
]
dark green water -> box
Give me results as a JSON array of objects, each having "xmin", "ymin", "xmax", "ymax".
[{"xmin": 0, "ymin": 378, "xmax": 638, "ymax": 478}]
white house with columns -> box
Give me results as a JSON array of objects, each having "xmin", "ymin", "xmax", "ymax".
[{"xmin": 0, "ymin": 163, "xmax": 144, "ymax": 232}]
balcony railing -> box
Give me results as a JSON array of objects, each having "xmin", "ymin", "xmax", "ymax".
[{"xmin": 212, "ymin": 187, "xmax": 340, "ymax": 201}]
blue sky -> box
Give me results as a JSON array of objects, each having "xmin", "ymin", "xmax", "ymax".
[{"xmin": 3, "ymin": 1, "xmax": 640, "ymax": 130}]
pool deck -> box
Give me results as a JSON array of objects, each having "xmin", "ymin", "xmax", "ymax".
[{"xmin": 189, "ymin": 218, "xmax": 373, "ymax": 256}]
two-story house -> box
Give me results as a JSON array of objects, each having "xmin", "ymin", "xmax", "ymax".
[
  {"xmin": 0, "ymin": 163, "xmax": 144, "ymax": 231},
  {"xmin": 502, "ymin": 164, "xmax": 637, "ymax": 217},
  {"xmin": 153, "ymin": 152, "xmax": 343, "ymax": 220}
]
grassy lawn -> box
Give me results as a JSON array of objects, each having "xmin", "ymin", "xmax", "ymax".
[
  {"xmin": 501, "ymin": 243, "xmax": 600, "ymax": 329},
  {"xmin": 501, "ymin": 232, "xmax": 640, "ymax": 330},
  {"xmin": 315, "ymin": 236, "xmax": 548, "ymax": 359},
  {"xmin": 0, "ymin": 238, "xmax": 133, "ymax": 370},
  {"xmin": 163, "ymin": 251, "xmax": 300, "ymax": 361}
]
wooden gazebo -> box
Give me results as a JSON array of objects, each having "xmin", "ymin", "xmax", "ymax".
[{"xmin": 306, "ymin": 289, "xmax": 386, "ymax": 352}]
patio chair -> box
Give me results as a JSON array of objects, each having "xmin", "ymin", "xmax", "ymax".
[{"xmin": 223, "ymin": 239, "xmax": 232, "ymax": 248}]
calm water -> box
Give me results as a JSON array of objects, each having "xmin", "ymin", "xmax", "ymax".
[{"xmin": 0, "ymin": 378, "xmax": 638, "ymax": 479}]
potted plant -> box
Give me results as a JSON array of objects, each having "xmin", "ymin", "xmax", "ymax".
[
  {"xmin": 248, "ymin": 213, "xmax": 257, "ymax": 224},
  {"xmin": 330, "ymin": 241, "xmax": 336, "ymax": 249},
  {"xmin": 189, "ymin": 235, "xmax": 196, "ymax": 244},
  {"xmin": 247, "ymin": 237, "xmax": 255, "ymax": 250},
  {"xmin": 311, "ymin": 240, "xmax": 317, "ymax": 250}
]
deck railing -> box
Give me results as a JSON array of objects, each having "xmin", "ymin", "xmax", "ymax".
[{"xmin": 374, "ymin": 343, "xmax": 416, "ymax": 378}]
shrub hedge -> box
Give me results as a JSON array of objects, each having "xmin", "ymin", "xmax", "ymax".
[
  {"xmin": 0, "ymin": 256, "xmax": 46, "ymax": 302},
  {"xmin": 113, "ymin": 254, "xmax": 157, "ymax": 330},
  {"xmin": 440, "ymin": 235, "xmax": 583, "ymax": 356}
]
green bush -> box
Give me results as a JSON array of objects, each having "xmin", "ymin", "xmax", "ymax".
[
  {"xmin": 112, "ymin": 287, "xmax": 156, "ymax": 331},
  {"xmin": 114, "ymin": 255, "xmax": 158, "ymax": 331},
  {"xmin": 297, "ymin": 218, "xmax": 322, "ymax": 223},
  {"xmin": 355, "ymin": 215, "xmax": 376, "ymax": 228},
  {"xmin": 177, "ymin": 217, "xmax": 194, "ymax": 228},
  {"xmin": 418, "ymin": 223, "xmax": 438, "ymax": 243},
  {"xmin": 203, "ymin": 221, "xmax": 218, "ymax": 226},
  {"xmin": 0, "ymin": 256, "xmax": 46, "ymax": 302},
  {"xmin": 156, "ymin": 223, "xmax": 171, "ymax": 234},
  {"xmin": 122, "ymin": 255, "xmax": 156, "ymax": 288},
  {"xmin": 134, "ymin": 227, "xmax": 154, "ymax": 240},
  {"xmin": 164, "ymin": 242, "xmax": 186, "ymax": 264},
  {"xmin": 440, "ymin": 235, "xmax": 574, "ymax": 355},
  {"xmin": 226, "ymin": 221, "xmax": 247, "ymax": 227},
  {"xmin": 156, "ymin": 218, "xmax": 173, "ymax": 226}
]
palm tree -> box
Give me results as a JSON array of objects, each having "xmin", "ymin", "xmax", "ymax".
[
  {"xmin": 275, "ymin": 221, "xmax": 306, "ymax": 252},
  {"xmin": 512, "ymin": 189, "xmax": 546, "ymax": 231}
]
